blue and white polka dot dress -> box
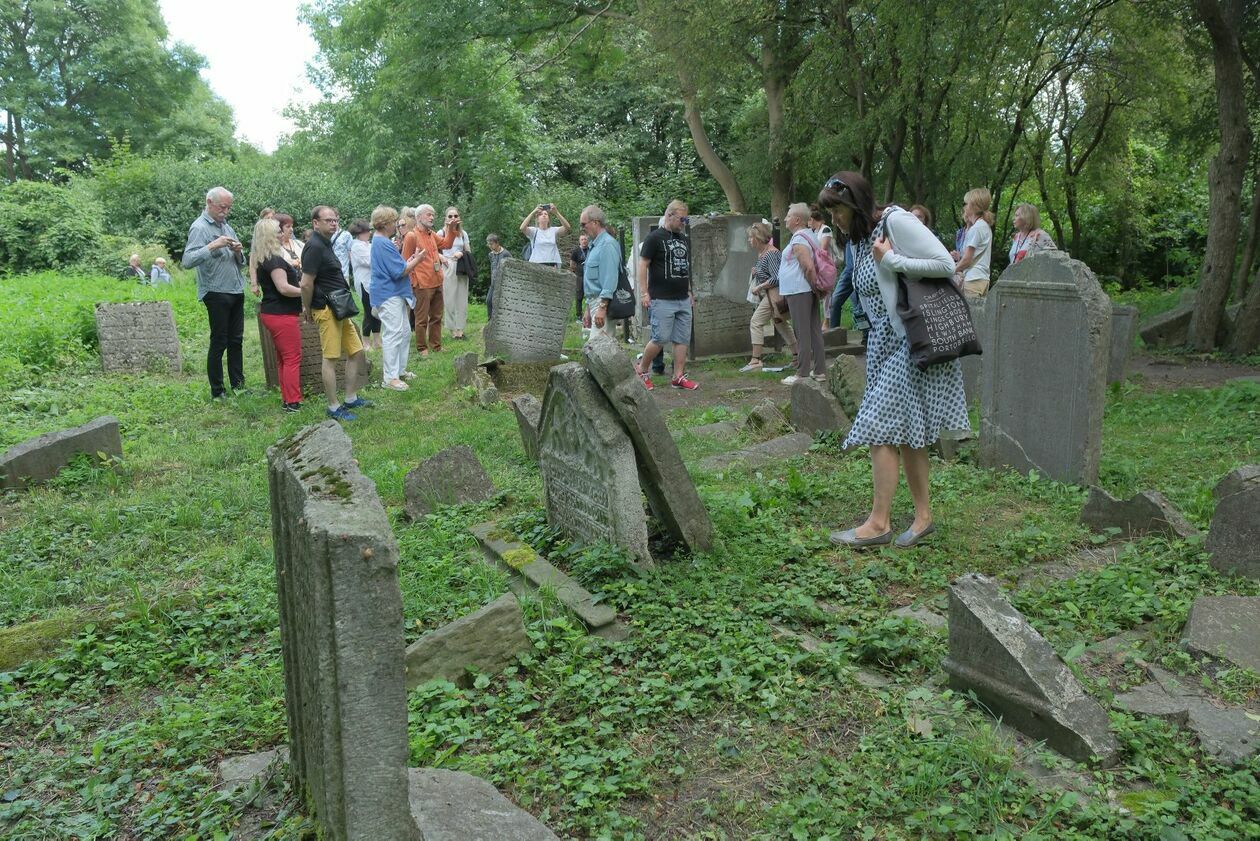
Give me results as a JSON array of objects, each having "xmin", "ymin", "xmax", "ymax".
[{"xmin": 843, "ymin": 211, "xmax": 971, "ymax": 449}]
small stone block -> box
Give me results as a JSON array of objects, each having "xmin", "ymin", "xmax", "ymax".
[
  {"xmin": 511, "ymin": 394, "xmax": 543, "ymax": 461},
  {"xmin": 1206, "ymin": 466, "xmax": 1260, "ymax": 580},
  {"xmin": 790, "ymin": 377, "xmax": 851, "ymax": 435},
  {"xmin": 403, "ymin": 445, "xmax": 496, "ymax": 521},
  {"xmin": 404, "ymin": 594, "xmax": 530, "ymax": 689},
  {"xmin": 1113, "ymin": 683, "xmax": 1190, "ymax": 726},
  {"xmin": 453, "ymin": 352, "xmax": 479, "ymax": 386},
  {"xmin": 689, "ymin": 421, "xmax": 741, "ymax": 441},
  {"xmin": 890, "ymin": 605, "xmax": 947, "ymax": 632},
  {"xmin": 408, "ymin": 767, "xmax": 559, "ymax": 841},
  {"xmin": 744, "ymin": 399, "xmax": 790, "ymax": 436}
]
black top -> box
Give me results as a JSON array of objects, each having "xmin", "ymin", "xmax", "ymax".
[
  {"xmin": 122, "ymin": 266, "xmax": 145, "ymax": 282},
  {"xmin": 257, "ymin": 255, "xmax": 302, "ymax": 315},
  {"xmin": 301, "ymin": 231, "xmax": 349, "ymax": 310},
  {"xmin": 640, "ymin": 227, "xmax": 690, "ymax": 300},
  {"xmin": 570, "ymin": 246, "xmax": 588, "ymax": 277}
]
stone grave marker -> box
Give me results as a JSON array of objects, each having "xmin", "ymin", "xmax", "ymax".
[
  {"xmin": 1182, "ymin": 595, "xmax": 1260, "ymax": 673},
  {"xmin": 408, "ymin": 769, "xmax": 559, "ymax": 841},
  {"xmin": 1137, "ymin": 292, "xmax": 1194, "ymax": 348},
  {"xmin": 959, "ymin": 298, "xmax": 988, "ymax": 405},
  {"xmin": 538, "ymin": 362, "xmax": 652, "ymax": 569},
  {"xmin": 511, "ymin": 394, "xmax": 542, "ymax": 461},
  {"xmin": 1108, "ymin": 304, "xmax": 1139, "ymax": 384},
  {"xmin": 582, "ymin": 333, "xmax": 714, "ymax": 553},
  {"xmin": 95, "ymin": 301, "xmax": 181, "ymax": 373},
  {"xmin": 483, "ymin": 261, "xmax": 571, "ymax": 361},
  {"xmin": 826, "ymin": 353, "xmax": 867, "ymax": 418},
  {"xmin": 979, "ymin": 251, "xmax": 1111, "ymax": 485},
  {"xmin": 1206, "ymin": 465, "xmax": 1259, "ymax": 580},
  {"xmin": 744, "ymin": 399, "xmax": 790, "ymax": 437},
  {"xmin": 258, "ymin": 314, "xmax": 367, "ymax": 397},
  {"xmin": 403, "ymin": 445, "xmax": 496, "ymax": 520},
  {"xmin": 687, "ymin": 216, "xmax": 762, "ymax": 359},
  {"xmin": 404, "ymin": 594, "xmax": 530, "ymax": 689},
  {"xmin": 790, "ymin": 378, "xmax": 850, "ymax": 435},
  {"xmin": 2, "ymin": 416, "xmax": 122, "ymax": 490},
  {"xmin": 1079, "ymin": 487, "xmax": 1200, "ymax": 540},
  {"xmin": 453, "ymin": 352, "xmax": 479, "ymax": 386},
  {"xmin": 943, "ymin": 573, "xmax": 1119, "ymax": 766}
]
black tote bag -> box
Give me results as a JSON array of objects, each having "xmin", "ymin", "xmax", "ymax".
[{"xmin": 895, "ymin": 273, "xmax": 982, "ymax": 370}]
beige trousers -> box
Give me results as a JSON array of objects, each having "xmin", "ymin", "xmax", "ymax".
[
  {"xmin": 749, "ymin": 294, "xmax": 796, "ymax": 349},
  {"xmin": 443, "ymin": 260, "xmax": 469, "ymax": 331}
]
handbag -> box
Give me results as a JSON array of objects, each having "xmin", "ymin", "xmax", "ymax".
[
  {"xmin": 895, "ymin": 272, "xmax": 981, "ymax": 370},
  {"xmin": 327, "ymin": 285, "xmax": 360, "ymax": 320},
  {"xmin": 606, "ymin": 259, "xmax": 636, "ymax": 320},
  {"xmin": 768, "ymin": 286, "xmax": 789, "ymax": 315}
]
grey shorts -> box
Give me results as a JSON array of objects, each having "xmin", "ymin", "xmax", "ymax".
[{"xmin": 649, "ymin": 298, "xmax": 692, "ymax": 346}]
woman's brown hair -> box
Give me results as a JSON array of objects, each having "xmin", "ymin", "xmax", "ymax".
[{"xmin": 817, "ymin": 171, "xmax": 877, "ymax": 242}]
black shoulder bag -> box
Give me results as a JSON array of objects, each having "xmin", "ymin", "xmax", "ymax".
[
  {"xmin": 606, "ymin": 259, "xmax": 636, "ymax": 320},
  {"xmin": 895, "ymin": 273, "xmax": 981, "ymax": 370},
  {"xmin": 327, "ymin": 283, "xmax": 360, "ymax": 320}
]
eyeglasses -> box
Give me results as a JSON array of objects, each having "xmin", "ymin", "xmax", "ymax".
[
  {"xmin": 319, "ymin": 217, "xmax": 339, "ymax": 223},
  {"xmin": 823, "ymin": 177, "xmax": 850, "ymax": 195}
]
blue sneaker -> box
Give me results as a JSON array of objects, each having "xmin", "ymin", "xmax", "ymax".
[
  {"xmin": 327, "ymin": 405, "xmax": 358, "ymax": 421},
  {"xmin": 342, "ymin": 397, "xmax": 374, "ymax": 410}
]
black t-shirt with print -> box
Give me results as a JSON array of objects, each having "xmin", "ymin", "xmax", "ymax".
[
  {"xmin": 301, "ymin": 231, "xmax": 349, "ymax": 310},
  {"xmin": 640, "ymin": 226, "xmax": 690, "ymax": 300},
  {"xmin": 257, "ymin": 255, "xmax": 302, "ymax": 315}
]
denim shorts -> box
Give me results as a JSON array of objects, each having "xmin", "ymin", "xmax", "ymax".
[{"xmin": 649, "ymin": 298, "xmax": 692, "ymax": 346}]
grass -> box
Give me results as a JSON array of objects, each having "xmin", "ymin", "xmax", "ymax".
[{"xmin": 0, "ymin": 270, "xmax": 1258, "ymax": 839}]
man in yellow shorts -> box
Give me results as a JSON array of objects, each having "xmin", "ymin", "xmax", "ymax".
[{"xmin": 301, "ymin": 206, "xmax": 372, "ymax": 421}]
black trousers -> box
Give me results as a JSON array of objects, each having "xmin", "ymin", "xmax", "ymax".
[{"xmin": 203, "ymin": 291, "xmax": 244, "ymax": 396}]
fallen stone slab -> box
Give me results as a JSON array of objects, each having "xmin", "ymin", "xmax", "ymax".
[
  {"xmin": 890, "ymin": 605, "xmax": 947, "ymax": 632},
  {"xmin": 1182, "ymin": 595, "xmax": 1260, "ymax": 673},
  {"xmin": 825, "ymin": 354, "xmax": 866, "ymax": 418},
  {"xmin": 472, "ymin": 369, "xmax": 500, "ymax": 408},
  {"xmin": 854, "ymin": 668, "xmax": 892, "ymax": 689},
  {"xmin": 1206, "ymin": 466, "xmax": 1260, "ymax": 580},
  {"xmin": 408, "ymin": 767, "xmax": 559, "ymax": 841},
  {"xmin": 1113, "ymin": 682, "xmax": 1191, "ymax": 726},
  {"xmin": 744, "ymin": 399, "xmax": 790, "ymax": 437},
  {"xmin": 404, "ymin": 594, "xmax": 530, "ymax": 689},
  {"xmin": 1, "ymin": 416, "xmax": 122, "ymax": 490},
  {"xmin": 1138, "ymin": 301, "xmax": 1194, "ymax": 348},
  {"xmin": 790, "ymin": 377, "xmax": 851, "ymax": 435},
  {"xmin": 403, "ymin": 445, "xmax": 497, "ymax": 521},
  {"xmin": 511, "ymin": 394, "xmax": 542, "ymax": 461},
  {"xmin": 470, "ymin": 522, "xmax": 628, "ymax": 641},
  {"xmin": 1082, "ymin": 624, "xmax": 1153, "ymax": 664},
  {"xmin": 1186, "ymin": 703, "xmax": 1260, "ymax": 767},
  {"xmin": 453, "ymin": 352, "xmax": 479, "ymax": 386},
  {"xmin": 697, "ymin": 432, "xmax": 815, "ymax": 473},
  {"xmin": 1079, "ymin": 487, "xmax": 1200, "ymax": 540},
  {"xmin": 218, "ymin": 746, "xmax": 290, "ymax": 798},
  {"xmin": 770, "ymin": 623, "xmax": 826, "ymax": 654},
  {"xmin": 688, "ymin": 421, "xmax": 741, "ymax": 441},
  {"xmin": 943, "ymin": 573, "xmax": 1118, "ymax": 766}
]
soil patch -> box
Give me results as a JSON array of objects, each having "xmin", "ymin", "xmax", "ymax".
[{"xmin": 1127, "ymin": 354, "xmax": 1260, "ymax": 390}]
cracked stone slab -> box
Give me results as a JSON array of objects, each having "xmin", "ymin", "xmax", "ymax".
[
  {"xmin": 218, "ymin": 746, "xmax": 289, "ymax": 796},
  {"xmin": 1206, "ymin": 466, "xmax": 1260, "ymax": 580},
  {"xmin": 403, "ymin": 445, "xmax": 497, "ymax": 520},
  {"xmin": 1186, "ymin": 704, "xmax": 1260, "ymax": 767},
  {"xmin": 697, "ymin": 432, "xmax": 815, "ymax": 473},
  {"xmin": 1, "ymin": 416, "xmax": 122, "ymax": 490},
  {"xmin": 404, "ymin": 594, "xmax": 530, "ymax": 689},
  {"xmin": 511, "ymin": 394, "xmax": 542, "ymax": 462},
  {"xmin": 688, "ymin": 421, "xmax": 741, "ymax": 441},
  {"xmin": 1114, "ymin": 682, "xmax": 1191, "ymax": 726},
  {"xmin": 1182, "ymin": 595, "xmax": 1260, "ymax": 673},
  {"xmin": 743, "ymin": 399, "xmax": 790, "ymax": 437},
  {"xmin": 1079, "ymin": 487, "xmax": 1200, "ymax": 540},
  {"xmin": 408, "ymin": 768, "xmax": 559, "ymax": 840},
  {"xmin": 790, "ymin": 377, "xmax": 851, "ymax": 435}
]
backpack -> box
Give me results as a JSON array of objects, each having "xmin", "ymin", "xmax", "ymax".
[
  {"xmin": 606, "ymin": 257, "xmax": 635, "ymax": 320},
  {"xmin": 520, "ymin": 231, "xmax": 534, "ymax": 261},
  {"xmin": 801, "ymin": 230, "xmax": 836, "ymax": 296}
]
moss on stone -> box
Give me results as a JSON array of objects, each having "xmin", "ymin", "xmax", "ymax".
[
  {"xmin": 0, "ymin": 612, "xmax": 86, "ymax": 670},
  {"xmin": 501, "ymin": 547, "xmax": 538, "ymax": 570}
]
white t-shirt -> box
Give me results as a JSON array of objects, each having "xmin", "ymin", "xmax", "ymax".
[
  {"xmin": 962, "ymin": 219, "xmax": 992, "ymax": 282},
  {"xmin": 527, "ymin": 226, "xmax": 561, "ymax": 265}
]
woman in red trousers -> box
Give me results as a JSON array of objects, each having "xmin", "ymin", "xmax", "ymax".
[{"xmin": 249, "ymin": 218, "xmax": 305, "ymax": 412}]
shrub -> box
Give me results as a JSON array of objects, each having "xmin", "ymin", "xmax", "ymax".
[{"xmin": 0, "ymin": 181, "xmax": 104, "ymax": 274}]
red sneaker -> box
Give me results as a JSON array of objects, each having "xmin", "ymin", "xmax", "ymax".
[
  {"xmin": 671, "ymin": 372, "xmax": 699, "ymax": 390},
  {"xmin": 639, "ymin": 372, "xmax": 654, "ymax": 390}
]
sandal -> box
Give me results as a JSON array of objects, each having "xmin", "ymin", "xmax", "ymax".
[{"xmin": 739, "ymin": 359, "xmax": 763, "ymax": 373}]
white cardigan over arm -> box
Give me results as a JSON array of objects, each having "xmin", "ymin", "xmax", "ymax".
[{"xmin": 873, "ymin": 208, "xmax": 956, "ymax": 337}]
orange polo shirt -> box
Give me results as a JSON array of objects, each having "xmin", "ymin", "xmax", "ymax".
[{"xmin": 402, "ymin": 227, "xmax": 455, "ymax": 290}]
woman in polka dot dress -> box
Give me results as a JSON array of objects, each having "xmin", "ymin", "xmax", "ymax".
[{"xmin": 818, "ymin": 171, "xmax": 970, "ymax": 549}]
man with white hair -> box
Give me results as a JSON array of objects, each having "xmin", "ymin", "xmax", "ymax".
[
  {"xmin": 401, "ymin": 204, "xmax": 456, "ymax": 357},
  {"xmin": 578, "ymin": 205, "xmax": 622, "ymax": 338},
  {"xmin": 149, "ymin": 257, "xmax": 171, "ymax": 284},
  {"xmin": 182, "ymin": 186, "xmax": 246, "ymax": 399}
]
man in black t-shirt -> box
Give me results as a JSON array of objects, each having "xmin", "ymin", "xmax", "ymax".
[
  {"xmin": 300, "ymin": 205, "xmax": 372, "ymax": 421},
  {"xmin": 569, "ymin": 233, "xmax": 589, "ymax": 320},
  {"xmin": 635, "ymin": 200, "xmax": 697, "ymax": 390}
]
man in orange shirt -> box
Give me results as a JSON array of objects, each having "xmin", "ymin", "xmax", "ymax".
[{"xmin": 401, "ymin": 204, "xmax": 455, "ymax": 355}]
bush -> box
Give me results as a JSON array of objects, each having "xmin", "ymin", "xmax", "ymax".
[{"xmin": 0, "ymin": 181, "xmax": 104, "ymax": 274}]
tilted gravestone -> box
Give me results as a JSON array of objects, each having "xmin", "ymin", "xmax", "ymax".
[
  {"xmin": 1137, "ymin": 289, "xmax": 1195, "ymax": 348},
  {"xmin": 944, "ymin": 573, "xmax": 1118, "ymax": 766},
  {"xmin": 95, "ymin": 301, "xmax": 181, "ymax": 373},
  {"xmin": 452, "ymin": 352, "xmax": 479, "ymax": 386},
  {"xmin": 483, "ymin": 261, "xmax": 570, "ymax": 361},
  {"xmin": 1206, "ymin": 465, "xmax": 1259, "ymax": 580},
  {"xmin": 582, "ymin": 333, "xmax": 714, "ymax": 554},
  {"xmin": 790, "ymin": 378, "xmax": 851, "ymax": 436},
  {"xmin": 258, "ymin": 314, "xmax": 369, "ymax": 397},
  {"xmin": 403, "ymin": 445, "xmax": 497, "ymax": 521},
  {"xmin": 1108, "ymin": 304, "xmax": 1139, "ymax": 384},
  {"xmin": 404, "ymin": 594, "xmax": 530, "ymax": 689},
  {"xmin": 979, "ymin": 251, "xmax": 1111, "ymax": 485},
  {"xmin": 538, "ymin": 363, "xmax": 652, "ymax": 570},
  {"xmin": 511, "ymin": 394, "xmax": 542, "ymax": 461},
  {"xmin": 1, "ymin": 416, "xmax": 122, "ymax": 490},
  {"xmin": 1079, "ymin": 486, "xmax": 1200, "ymax": 540}
]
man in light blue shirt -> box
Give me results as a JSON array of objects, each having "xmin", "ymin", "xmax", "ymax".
[
  {"xmin": 579, "ymin": 204, "xmax": 621, "ymax": 337},
  {"xmin": 182, "ymin": 186, "xmax": 246, "ymax": 398}
]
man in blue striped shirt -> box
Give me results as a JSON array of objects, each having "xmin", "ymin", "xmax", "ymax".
[{"xmin": 182, "ymin": 186, "xmax": 246, "ymax": 399}]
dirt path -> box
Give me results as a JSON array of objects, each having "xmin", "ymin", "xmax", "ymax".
[{"xmin": 1127, "ymin": 354, "xmax": 1260, "ymax": 390}]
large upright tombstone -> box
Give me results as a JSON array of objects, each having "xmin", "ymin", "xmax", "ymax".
[
  {"xmin": 538, "ymin": 363, "xmax": 652, "ymax": 569},
  {"xmin": 258, "ymin": 314, "xmax": 366, "ymax": 397},
  {"xmin": 483, "ymin": 261, "xmax": 571, "ymax": 361},
  {"xmin": 979, "ymin": 252, "xmax": 1111, "ymax": 485},
  {"xmin": 267, "ymin": 421, "xmax": 413, "ymax": 840},
  {"xmin": 95, "ymin": 301, "xmax": 181, "ymax": 373}
]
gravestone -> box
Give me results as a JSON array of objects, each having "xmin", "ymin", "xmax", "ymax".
[
  {"xmin": 266, "ymin": 421, "xmax": 413, "ymax": 840},
  {"xmin": 95, "ymin": 301, "xmax": 181, "ymax": 373},
  {"xmin": 1, "ymin": 416, "xmax": 122, "ymax": 490},
  {"xmin": 403, "ymin": 445, "xmax": 496, "ymax": 520},
  {"xmin": 483, "ymin": 261, "xmax": 570, "ymax": 361},
  {"xmin": 791, "ymin": 378, "xmax": 851, "ymax": 435},
  {"xmin": 959, "ymin": 298, "xmax": 988, "ymax": 405},
  {"xmin": 1206, "ymin": 465, "xmax": 1260, "ymax": 579},
  {"xmin": 1108, "ymin": 305, "xmax": 1139, "ymax": 384},
  {"xmin": 408, "ymin": 769, "xmax": 559, "ymax": 841},
  {"xmin": 582, "ymin": 333, "xmax": 714, "ymax": 553},
  {"xmin": 697, "ymin": 432, "xmax": 815, "ymax": 473},
  {"xmin": 744, "ymin": 399, "xmax": 790, "ymax": 437},
  {"xmin": 943, "ymin": 573, "xmax": 1118, "ymax": 766},
  {"xmin": 453, "ymin": 352, "xmax": 479, "ymax": 386},
  {"xmin": 1183, "ymin": 596, "xmax": 1260, "ymax": 673},
  {"xmin": 538, "ymin": 363, "xmax": 652, "ymax": 569},
  {"xmin": 258, "ymin": 314, "xmax": 367, "ymax": 397},
  {"xmin": 404, "ymin": 594, "xmax": 530, "ymax": 689},
  {"xmin": 1079, "ymin": 487, "xmax": 1200, "ymax": 540},
  {"xmin": 511, "ymin": 394, "xmax": 542, "ymax": 461},
  {"xmin": 826, "ymin": 353, "xmax": 867, "ymax": 418},
  {"xmin": 1137, "ymin": 297, "xmax": 1194, "ymax": 348},
  {"xmin": 979, "ymin": 252, "xmax": 1111, "ymax": 485}
]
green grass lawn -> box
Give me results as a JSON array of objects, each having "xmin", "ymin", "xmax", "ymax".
[{"xmin": 1, "ymin": 272, "xmax": 1257, "ymax": 839}]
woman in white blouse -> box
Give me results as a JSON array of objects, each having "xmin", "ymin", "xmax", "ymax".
[{"xmin": 519, "ymin": 203, "xmax": 572, "ymax": 269}]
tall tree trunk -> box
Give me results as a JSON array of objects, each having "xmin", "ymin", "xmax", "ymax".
[
  {"xmin": 1188, "ymin": 0, "xmax": 1252, "ymax": 351},
  {"xmin": 1235, "ymin": 162, "xmax": 1260, "ymax": 297},
  {"xmin": 1228, "ymin": 264, "xmax": 1260, "ymax": 353},
  {"xmin": 12, "ymin": 114, "xmax": 33, "ymax": 180},
  {"xmin": 677, "ymin": 69, "xmax": 746, "ymax": 213},
  {"xmin": 3, "ymin": 113, "xmax": 14, "ymax": 183},
  {"xmin": 763, "ymin": 45, "xmax": 792, "ymax": 222}
]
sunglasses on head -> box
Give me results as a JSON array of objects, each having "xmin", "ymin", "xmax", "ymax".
[{"xmin": 824, "ymin": 177, "xmax": 850, "ymax": 195}]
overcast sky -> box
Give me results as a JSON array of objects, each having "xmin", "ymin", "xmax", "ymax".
[{"xmin": 159, "ymin": 0, "xmax": 320, "ymax": 153}]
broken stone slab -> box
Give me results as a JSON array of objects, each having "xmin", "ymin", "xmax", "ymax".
[
  {"xmin": 854, "ymin": 668, "xmax": 892, "ymax": 689},
  {"xmin": 481, "ymin": 358, "xmax": 556, "ymax": 395},
  {"xmin": 472, "ymin": 368, "xmax": 500, "ymax": 408},
  {"xmin": 511, "ymin": 394, "xmax": 542, "ymax": 461},
  {"xmin": 408, "ymin": 767, "xmax": 559, "ymax": 841},
  {"xmin": 769, "ymin": 623, "xmax": 826, "ymax": 654},
  {"xmin": 1, "ymin": 416, "xmax": 122, "ymax": 490},
  {"xmin": 1079, "ymin": 487, "xmax": 1200, "ymax": 540},
  {"xmin": 744, "ymin": 399, "xmax": 790, "ymax": 437},
  {"xmin": 1082, "ymin": 624, "xmax": 1153, "ymax": 664},
  {"xmin": 890, "ymin": 605, "xmax": 947, "ymax": 632},
  {"xmin": 1206, "ymin": 466, "xmax": 1260, "ymax": 580},
  {"xmin": 403, "ymin": 446, "xmax": 497, "ymax": 521},
  {"xmin": 825, "ymin": 353, "xmax": 866, "ymax": 418},
  {"xmin": 218, "ymin": 746, "xmax": 290, "ymax": 807},
  {"xmin": 1182, "ymin": 595, "xmax": 1260, "ymax": 672},
  {"xmin": 581, "ymin": 333, "xmax": 715, "ymax": 554},
  {"xmin": 453, "ymin": 352, "xmax": 479, "ymax": 386},
  {"xmin": 697, "ymin": 432, "xmax": 815, "ymax": 473},
  {"xmin": 790, "ymin": 377, "xmax": 851, "ymax": 435},
  {"xmin": 933, "ymin": 429, "xmax": 974, "ymax": 463},
  {"xmin": 1138, "ymin": 301, "xmax": 1194, "ymax": 348},
  {"xmin": 688, "ymin": 421, "xmax": 741, "ymax": 441},
  {"xmin": 1113, "ymin": 682, "xmax": 1191, "ymax": 726},
  {"xmin": 470, "ymin": 522, "xmax": 628, "ymax": 641},
  {"xmin": 1186, "ymin": 703, "xmax": 1260, "ymax": 767},
  {"xmin": 943, "ymin": 572, "xmax": 1119, "ymax": 766},
  {"xmin": 404, "ymin": 594, "xmax": 530, "ymax": 690}
]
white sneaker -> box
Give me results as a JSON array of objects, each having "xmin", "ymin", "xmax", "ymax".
[
  {"xmin": 781, "ymin": 375, "xmax": 801, "ymax": 385},
  {"xmin": 401, "ymin": 371, "xmax": 416, "ymax": 381},
  {"xmin": 384, "ymin": 379, "xmax": 409, "ymax": 391}
]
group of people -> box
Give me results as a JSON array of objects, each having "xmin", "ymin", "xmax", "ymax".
[{"xmin": 121, "ymin": 254, "xmax": 170, "ymax": 284}]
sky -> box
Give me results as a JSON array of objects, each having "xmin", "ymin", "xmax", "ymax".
[{"xmin": 159, "ymin": 0, "xmax": 321, "ymax": 153}]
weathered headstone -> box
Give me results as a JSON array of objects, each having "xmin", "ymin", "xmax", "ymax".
[
  {"xmin": 258, "ymin": 314, "xmax": 368, "ymax": 396},
  {"xmin": 744, "ymin": 399, "xmax": 790, "ymax": 437},
  {"xmin": 483, "ymin": 261, "xmax": 570, "ymax": 361},
  {"xmin": 582, "ymin": 333, "xmax": 714, "ymax": 553},
  {"xmin": 790, "ymin": 378, "xmax": 851, "ymax": 435},
  {"xmin": 403, "ymin": 445, "xmax": 496, "ymax": 520},
  {"xmin": 1079, "ymin": 487, "xmax": 1200, "ymax": 540},
  {"xmin": 1108, "ymin": 304, "xmax": 1139, "ymax": 384},
  {"xmin": 943, "ymin": 573, "xmax": 1118, "ymax": 766},
  {"xmin": 511, "ymin": 394, "xmax": 543, "ymax": 461},
  {"xmin": 1207, "ymin": 466, "xmax": 1260, "ymax": 580},
  {"xmin": 826, "ymin": 353, "xmax": 867, "ymax": 418},
  {"xmin": 979, "ymin": 252, "xmax": 1111, "ymax": 485},
  {"xmin": 538, "ymin": 363, "xmax": 651, "ymax": 569},
  {"xmin": 408, "ymin": 769, "xmax": 560, "ymax": 841},
  {"xmin": 1137, "ymin": 298, "xmax": 1194, "ymax": 348},
  {"xmin": 1, "ymin": 416, "xmax": 122, "ymax": 490},
  {"xmin": 266, "ymin": 421, "xmax": 413, "ymax": 840},
  {"xmin": 959, "ymin": 298, "xmax": 988, "ymax": 405},
  {"xmin": 404, "ymin": 594, "xmax": 529, "ymax": 689},
  {"xmin": 453, "ymin": 352, "xmax": 479, "ymax": 386},
  {"xmin": 1182, "ymin": 595, "xmax": 1260, "ymax": 673},
  {"xmin": 698, "ymin": 432, "xmax": 815, "ymax": 473},
  {"xmin": 95, "ymin": 301, "xmax": 181, "ymax": 373}
]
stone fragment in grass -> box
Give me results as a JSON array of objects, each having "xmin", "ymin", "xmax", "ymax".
[
  {"xmin": 943, "ymin": 572, "xmax": 1119, "ymax": 766},
  {"xmin": 471, "ymin": 368, "xmax": 499, "ymax": 407},
  {"xmin": 218, "ymin": 747, "xmax": 289, "ymax": 801},
  {"xmin": 408, "ymin": 768, "xmax": 559, "ymax": 840},
  {"xmin": 1079, "ymin": 486, "xmax": 1200, "ymax": 540},
  {"xmin": 696, "ymin": 432, "xmax": 814, "ymax": 473},
  {"xmin": 1137, "ymin": 299, "xmax": 1194, "ymax": 348},
  {"xmin": 1182, "ymin": 595, "xmax": 1260, "ymax": 672},
  {"xmin": 1206, "ymin": 466, "xmax": 1260, "ymax": 580},
  {"xmin": 453, "ymin": 351, "xmax": 479, "ymax": 386},
  {"xmin": 403, "ymin": 445, "xmax": 496, "ymax": 521},
  {"xmin": 1, "ymin": 416, "xmax": 121, "ymax": 490},
  {"xmin": 688, "ymin": 421, "xmax": 740, "ymax": 441},
  {"xmin": 743, "ymin": 399, "xmax": 790, "ymax": 436},
  {"xmin": 511, "ymin": 394, "xmax": 542, "ymax": 461},
  {"xmin": 1113, "ymin": 682, "xmax": 1191, "ymax": 726},
  {"xmin": 404, "ymin": 594, "xmax": 529, "ymax": 690},
  {"xmin": 890, "ymin": 605, "xmax": 947, "ymax": 632},
  {"xmin": 790, "ymin": 377, "xmax": 851, "ymax": 436}
]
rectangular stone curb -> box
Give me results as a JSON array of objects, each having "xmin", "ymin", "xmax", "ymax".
[
  {"xmin": 1, "ymin": 415, "xmax": 122, "ymax": 490},
  {"xmin": 470, "ymin": 522, "xmax": 628, "ymax": 641},
  {"xmin": 697, "ymin": 432, "xmax": 815, "ymax": 473}
]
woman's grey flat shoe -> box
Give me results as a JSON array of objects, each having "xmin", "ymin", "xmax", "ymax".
[
  {"xmin": 829, "ymin": 528, "xmax": 893, "ymax": 548},
  {"xmin": 894, "ymin": 523, "xmax": 936, "ymax": 548}
]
